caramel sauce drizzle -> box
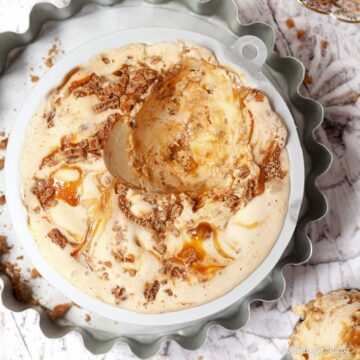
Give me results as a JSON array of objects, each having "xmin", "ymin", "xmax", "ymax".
[
  {"xmin": 253, "ymin": 141, "xmax": 285, "ymax": 197},
  {"xmin": 248, "ymin": 110, "xmax": 255, "ymax": 143},
  {"xmin": 68, "ymin": 74, "xmax": 91, "ymax": 94},
  {"xmin": 213, "ymin": 232, "xmax": 235, "ymax": 260},
  {"xmin": 233, "ymin": 87, "xmax": 285, "ymax": 199},
  {"xmin": 236, "ymin": 221, "xmax": 259, "ymax": 230},
  {"xmin": 173, "ymin": 222, "xmax": 234, "ymax": 277},
  {"xmin": 45, "ymin": 67, "xmax": 82, "ymax": 125},
  {"xmin": 343, "ymin": 326, "xmax": 360, "ymax": 348},
  {"xmin": 191, "ymin": 263, "xmax": 224, "ymax": 276},
  {"xmin": 71, "ymin": 176, "xmax": 113, "ymax": 259},
  {"xmin": 21, "ymin": 199, "xmax": 31, "ymax": 226},
  {"xmin": 253, "ymin": 168, "xmax": 265, "ymax": 197},
  {"xmin": 40, "ymin": 134, "xmax": 78, "ymax": 169},
  {"xmin": 71, "ymin": 219, "xmax": 96, "ymax": 258},
  {"xmin": 50, "ymin": 165, "xmax": 82, "ymax": 207},
  {"xmin": 56, "ymin": 66, "xmax": 81, "ymax": 93}
]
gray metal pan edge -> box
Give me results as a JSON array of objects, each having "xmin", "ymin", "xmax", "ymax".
[{"xmin": 0, "ymin": 0, "xmax": 332, "ymax": 358}]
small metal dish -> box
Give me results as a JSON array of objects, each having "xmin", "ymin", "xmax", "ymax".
[{"xmin": 297, "ymin": 0, "xmax": 360, "ymax": 23}]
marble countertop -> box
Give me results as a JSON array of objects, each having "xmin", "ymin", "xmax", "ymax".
[{"xmin": 0, "ymin": 1, "xmax": 359, "ymax": 359}]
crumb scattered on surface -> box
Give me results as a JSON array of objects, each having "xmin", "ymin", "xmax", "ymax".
[
  {"xmin": 348, "ymin": 91, "xmax": 359, "ymax": 103},
  {"xmin": 0, "ymin": 137, "xmax": 8, "ymax": 150},
  {"xmin": 45, "ymin": 58, "xmax": 53, "ymax": 68},
  {"xmin": 2, "ymin": 262, "xmax": 34, "ymax": 303},
  {"xmin": 84, "ymin": 314, "xmax": 91, "ymax": 323},
  {"xmin": 321, "ymin": 40, "xmax": 329, "ymax": 49},
  {"xmin": 286, "ymin": 18, "xmax": 295, "ymax": 28},
  {"xmin": 296, "ymin": 29, "xmax": 307, "ymax": 40},
  {"xmin": 0, "ymin": 235, "xmax": 11, "ymax": 255},
  {"xmin": 30, "ymin": 268, "xmax": 41, "ymax": 279},
  {"xmin": 30, "ymin": 75, "xmax": 39, "ymax": 83},
  {"xmin": 48, "ymin": 44, "xmax": 56, "ymax": 56},
  {"xmin": 0, "ymin": 158, "xmax": 4, "ymax": 170},
  {"xmin": 50, "ymin": 303, "xmax": 72, "ymax": 321},
  {"xmin": 16, "ymin": 255, "xmax": 24, "ymax": 261},
  {"xmin": 44, "ymin": 38, "xmax": 63, "ymax": 68},
  {"xmin": 112, "ymin": 286, "xmax": 127, "ymax": 300},
  {"xmin": 0, "ymin": 194, "xmax": 5, "ymax": 205},
  {"xmin": 304, "ymin": 73, "xmax": 313, "ymax": 85}
]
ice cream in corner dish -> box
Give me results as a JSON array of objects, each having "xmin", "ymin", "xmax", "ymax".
[
  {"xmin": 289, "ymin": 290, "xmax": 360, "ymax": 360},
  {"xmin": 20, "ymin": 41, "xmax": 290, "ymax": 313}
]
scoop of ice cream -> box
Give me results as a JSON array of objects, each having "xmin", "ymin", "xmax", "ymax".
[
  {"xmin": 130, "ymin": 57, "xmax": 252, "ymax": 193},
  {"xmin": 289, "ymin": 290, "xmax": 360, "ymax": 360},
  {"xmin": 105, "ymin": 57, "xmax": 285, "ymax": 195}
]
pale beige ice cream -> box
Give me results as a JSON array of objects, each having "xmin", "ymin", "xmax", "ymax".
[
  {"xmin": 289, "ymin": 290, "xmax": 360, "ymax": 360},
  {"xmin": 20, "ymin": 41, "xmax": 290, "ymax": 313}
]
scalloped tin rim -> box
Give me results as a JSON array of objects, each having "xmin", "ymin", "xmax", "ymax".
[{"xmin": 5, "ymin": 27, "xmax": 304, "ymax": 327}]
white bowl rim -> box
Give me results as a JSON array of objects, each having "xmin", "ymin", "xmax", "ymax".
[{"xmin": 4, "ymin": 27, "xmax": 305, "ymax": 327}]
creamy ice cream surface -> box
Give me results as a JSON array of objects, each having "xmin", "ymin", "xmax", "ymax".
[
  {"xmin": 20, "ymin": 41, "xmax": 290, "ymax": 313},
  {"xmin": 289, "ymin": 290, "xmax": 360, "ymax": 360}
]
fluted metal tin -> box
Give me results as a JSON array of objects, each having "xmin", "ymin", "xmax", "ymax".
[{"xmin": 0, "ymin": 0, "xmax": 332, "ymax": 358}]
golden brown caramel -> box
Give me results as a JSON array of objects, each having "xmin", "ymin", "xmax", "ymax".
[
  {"xmin": 171, "ymin": 222, "xmax": 232, "ymax": 276},
  {"xmin": 236, "ymin": 221, "xmax": 259, "ymax": 230},
  {"xmin": 253, "ymin": 169, "xmax": 265, "ymax": 196},
  {"xmin": 192, "ymin": 222, "xmax": 213, "ymax": 242},
  {"xmin": 177, "ymin": 242, "xmax": 205, "ymax": 263},
  {"xmin": 50, "ymin": 165, "xmax": 82, "ymax": 207},
  {"xmin": 71, "ymin": 176, "xmax": 113, "ymax": 258},
  {"xmin": 343, "ymin": 326, "xmax": 360, "ymax": 348},
  {"xmin": 213, "ymin": 232, "xmax": 234, "ymax": 260},
  {"xmin": 56, "ymin": 66, "xmax": 81, "ymax": 93},
  {"xmin": 248, "ymin": 110, "xmax": 255, "ymax": 143},
  {"xmin": 67, "ymin": 74, "xmax": 91, "ymax": 94}
]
